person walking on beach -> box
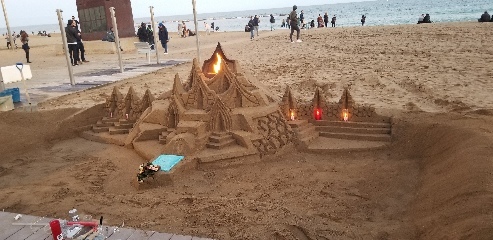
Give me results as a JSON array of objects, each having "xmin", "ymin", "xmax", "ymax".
[
  {"xmin": 75, "ymin": 24, "xmax": 89, "ymax": 64},
  {"xmin": 204, "ymin": 22, "xmax": 210, "ymax": 35},
  {"xmin": 253, "ymin": 15, "xmax": 260, "ymax": 36},
  {"xmin": 5, "ymin": 35, "xmax": 11, "ymax": 49},
  {"xmin": 324, "ymin": 12, "xmax": 329, "ymax": 27},
  {"xmin": 331, "ymin": 15, "xmax": 337, "ymax": 27},
  {"xmin": 158, "ymin": 23, "xmax": 169, "ymax": 54},
  {"xmin": 289, "ymin": 5, "xmax": 302, "ymax": 43},
  {"xmin": 300, "ymin": 10, "xmax": 305, "ymax": 26},
  {"xmin": 270, "ymin": 14, "xmax": 276, "ymax": 31},
  {"xmin": 66, "ymin": 20, "xmax": 79, "ymax": 66},
  {"xmin": 281, "ymin": 19, "xmax": 286, "ymax": 28},
  {"xmin": 361, "ymin": 15, "xmax": 367, "ymax": 26},
  {"xmin": 178, "ymin": 22, "xmax": 183, "ymax": 37},
  {"xmin": 20, "ymin": 31, "xmax": 31, "ymax": 63},
  {"xmin": 248, "ymin": 16, "xmax": 255, "ymax": 40},
  {"xmin": 317, "ymin": 14, "xmax": 324, "ymax": 27},
  {"xmin": 286, "ymin": 16, "xmax": 291, "ymax": 29}
]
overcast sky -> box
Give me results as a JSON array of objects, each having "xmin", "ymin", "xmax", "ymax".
[{"xmin": 1, "ymin": 0, "xmax": 370, "ymax": 27}]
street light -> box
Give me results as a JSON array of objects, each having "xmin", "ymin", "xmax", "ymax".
[{"xmin": 1, "ymin": 0, "xmax": 14, "ymax": 51}]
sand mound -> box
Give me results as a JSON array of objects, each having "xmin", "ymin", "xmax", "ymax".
[
  {"xmin": 0, "ymin": 108, "xmax": 80, "ymax": 160},
  {"xmin": 392, "ymin": 113, "xmax": 493, "ymax": 239}
]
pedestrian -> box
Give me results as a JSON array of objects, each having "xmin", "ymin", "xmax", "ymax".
[
  {"xmin": 361, "ymin": 15, "xmax": 366, "ymax": 26},
  {"xmin": 300, "ymin": 10, "xmax": 305, "ymax": 26},
  {"xmin": 331, "ymin": 15, "xmax": 336, "ymax": 27},
  {"xmin": 5, "ymin": 35, "xmax": 11, "ymax": 49},
  {"xmin": 204, "ymin": 22, "xmax": 210, "ymax": 35},
  {"xmin": 289, "ymin": 5, "xmax": 302, "ymax": 43},
  {"xmin": 20, "ymin": 31, "xmax": 31, "ymax": 63},
  {"xmin": 66, "ymin": 20, "xmax": 79, "ymax": 66},
  {"xmin": 281, "ymin": 19, "xmax": 286, "ymax": 28},
  {"xmin": 158, "ymin": 23, "xmax": 169, "ymax": 54},
  {"xmin": 137, "ymin": 22, "xmax": 147, "ymax": 42},
  {"xmin": 75, "ymin": 22, "xmax": 89, "ymax": 64},
  {"xmin": 177, "ymin": 21, "xmax": 183, "ymax": 37},
  {"xmin": 317, "ymin": 14, "xmax": 324, "ymax": 27},
  {"xmin": 182, "ymin": 21, "xmax": 187, "ymax": 37},
  {"xmin": 270, "ymin": 14, "xmax": 276, "ymax": 31},
  {"xmin": 324, "ymin": 12, "xmax": 329, "ymax": 27},
  {"xmin": 286, "ymin": 16, "xmax": 291, "ymax": 29},
  {"xmin": 248, "ymin": 16, "xmax": 255, "ymax": 40},
  {"xmin": 253, "ymin": 15, "xmax": 260, "ymax": 36}
]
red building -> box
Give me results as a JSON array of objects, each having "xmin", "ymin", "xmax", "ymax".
[{"xmin": 75, "ymin": 0, "xmax": 135, "ymax": 41}]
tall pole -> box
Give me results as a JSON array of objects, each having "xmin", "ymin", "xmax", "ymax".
[
  {"xmin": 110, "ymin": 7, "xmax": 124, "ymax": 73},
  {"xmin": 1, "ymin": 0, "xmax": 14, "ymax": 51},
  {"xmin": 56, "ymin": 9, "xmax": 75, "ymax": 85},
  {"xmin": 150, "ymin": 6, "xmax": 160, "ymax": 64},
  {"xmin": 192, "ymin": 0, "xmax": 201, "ymax": 63}
]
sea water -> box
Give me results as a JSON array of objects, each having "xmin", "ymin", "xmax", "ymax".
[{"xmin": 1, "ymin": 0, "xmax": 490, "ymax": 35}]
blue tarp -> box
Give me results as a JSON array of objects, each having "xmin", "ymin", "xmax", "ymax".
[{"xmin": 152, "ymin": 155, "xmax": 185, "ymax": 172}]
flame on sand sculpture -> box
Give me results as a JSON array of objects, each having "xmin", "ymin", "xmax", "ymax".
[{"xmin": 213, "ymin": 53, "xmax": 222, "ymax": 74}]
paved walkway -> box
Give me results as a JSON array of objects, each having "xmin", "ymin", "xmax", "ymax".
[
  {"xmin": 0, "ymin": 211, "xmax": 213, "ymax": 240},
  {"xmin": 1, "ymin": 56, "xmax": 189, "ymax": 109}
]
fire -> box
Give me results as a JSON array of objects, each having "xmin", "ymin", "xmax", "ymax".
[
  {"xmin": 213, "ymin": 53, "xmax": 222, "ymax": 74},
  {"xmin": 343, "ymin": 109, "xmax": 349, "ymax": 122},
  {"xmin": 290, "ymin": 110, "xmax": 295, "ymax": 121}
]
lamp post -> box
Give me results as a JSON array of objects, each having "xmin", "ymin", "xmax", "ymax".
[
  {"xmin": 56, "ymin": 9, "xmax": 75, "ymax": 85},
  {"xmin": 1, "ymin": 0, "xmax": 14, "ymax": 51},
  {"xmin": 110, "ymin": 7, "xmax": 124, "ymax": 73},
  {"xmin": 192, "ymin": 0, "xmax": 201, "ymax": 63},
  {"xmin": 150, "ymin": 6, "xmax": 160, "ymax": 64}
]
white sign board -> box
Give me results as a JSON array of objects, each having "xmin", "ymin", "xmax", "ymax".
[{"xmin": 0, "ymin": 65, "xmax": 32, "ymax": 84}]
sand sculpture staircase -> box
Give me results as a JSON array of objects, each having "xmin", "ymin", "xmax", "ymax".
[
  {"xmin": 158, "ymin": 128, "xmax": 176, "ymax": 144},
  {"xmin": 205, "ymin": 132, "xmax": 236, "ymax": 149},
  {"xmin": 281, "ymin": 87, "xmax": 392, "ymax": 153},
  {"xmin": 93, "ymin": 117, "xmax": 136, "ymax": 135},
  {"xmin": 288, "ymin": 120, "xmax": 319, "ymax": 148}
]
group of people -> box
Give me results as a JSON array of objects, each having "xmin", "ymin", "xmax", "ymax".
[
  {"xmin": 246, "ymin": 15, "xmax": 261, "ymax": 40},
  {"xmin": 280, "ymin": 12, "xmax": 366, "ymax": 30},
  {"xmin": 417, "ymin": 14, "xmax": 432, "ymax": 24},
  {"xmin": 478, "ymin": 11, "xmax": 492, "ymax": 22},
  {"xmin": 136, "ymin": 22, "xmax": 155, "ymax": 48},
  {"xmin": 65, "ymin": 16, "xmax": 89, "ymax": 66}
]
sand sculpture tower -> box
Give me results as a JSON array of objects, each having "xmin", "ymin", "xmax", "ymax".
[{"xmin": 75, "ymin": 0, "xmax": 135, "ymax": 41}]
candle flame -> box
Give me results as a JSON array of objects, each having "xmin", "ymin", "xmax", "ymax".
[
  {"xmin": 343, "ymin": 109, "xmax": 349, "ymax": 122},
  {"xmin": 290, "ymin": 110, "xmax": 295, "ymax": 121},
  {"xmin": 213, "ymin": 53, "xmax": 222, "ymax": 74}
]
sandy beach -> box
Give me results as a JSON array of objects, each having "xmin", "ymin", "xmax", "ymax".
[{"xmin": 1, "ymin": 22, "xmax": 493, "ymax": 239}]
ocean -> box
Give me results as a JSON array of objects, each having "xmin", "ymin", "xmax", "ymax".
[{"xmin": 1, "ymin": 0, "xmax": 491, "ymax": 35}]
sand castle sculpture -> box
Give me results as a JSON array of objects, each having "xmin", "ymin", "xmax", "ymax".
[{"xmin": 82, "ymin": 43, "xmax": 392, "ymax": 172}]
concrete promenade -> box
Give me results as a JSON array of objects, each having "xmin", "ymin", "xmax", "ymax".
[{"xmin": 0, "ymin": 211, "xmax": 213, "ymax": 240}]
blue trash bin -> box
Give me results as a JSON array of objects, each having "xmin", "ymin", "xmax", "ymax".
[
  {"xmin": 0, "ymin": 88, "xmax": 21, "ymax": 103},
  {"xmin": 10, "ymin": 88, "xmax": 20, "ymax": 103}
]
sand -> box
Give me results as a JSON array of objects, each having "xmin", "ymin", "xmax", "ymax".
[{"xmin": 1, "ymin": 22, "xmax": 493, "ymax": 239}]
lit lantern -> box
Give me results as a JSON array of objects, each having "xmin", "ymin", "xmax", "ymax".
[
  {"xmin": 314, "ymin": 108, "xmax": 322, "ymax": 120},
  {"xmin": 125, "ymin": 113, "xmax": 129, "ymax": 120},
  {"xmin": 343, "ymin": 109, "xmax": 349, "ymax": 122},
  {"xmin": 213, "ymin": 53, "xmax": 222, "ymax": 74},
  {"xmin": 110, "ymin": 112, "xmax": 113, "ymax": 118},
  {"xmin": 290, "ymin": 109, "xmax": 295, "ymax": 121}
]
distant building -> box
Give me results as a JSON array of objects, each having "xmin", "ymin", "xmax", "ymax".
[{"xmin": 75, "ymin": 0, "xmax": 135, "ymax": 41}]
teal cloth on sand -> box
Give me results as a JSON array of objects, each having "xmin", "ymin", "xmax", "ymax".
[{"xmin": 152, "ymin": 155, "xmax": 185, "ymax": 172}]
